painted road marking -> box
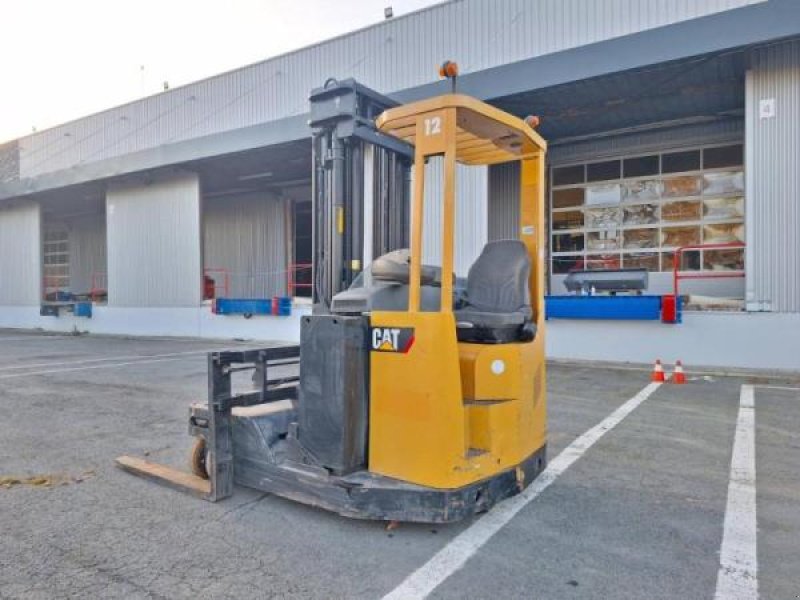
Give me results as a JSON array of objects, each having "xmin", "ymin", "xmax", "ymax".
[
  {"xmin": 714, "ymin": 384, "xmax": 758, "ymax": 600},
  {"xmin": 0, "ymin": 357, "xmax": 193, "ymax": 380},
  {"xmin": 0, "ymin": 349, "xmax": 227, "ymax": 372},
  {"xmin": 383, "ymin": 381, "xmax": 663, "ymax": 600}
]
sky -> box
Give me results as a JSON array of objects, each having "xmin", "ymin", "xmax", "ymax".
[{"xmin": 0, "ymin": 0, "xmax": 442, "ymax": 144}]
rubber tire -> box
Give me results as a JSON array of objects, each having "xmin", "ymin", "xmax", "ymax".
[{"xmin": 190, "ymin": 437, "xmax": 209, "ymax": 480}]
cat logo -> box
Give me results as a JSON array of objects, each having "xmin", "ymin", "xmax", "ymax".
[{"xmin": 370, "ymin": 327, "xmax": 415, "ymax": 353}]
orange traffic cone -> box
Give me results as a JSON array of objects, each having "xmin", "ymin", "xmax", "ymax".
[
  {"xmin": 671, "ymin": 360, "xmax": 686, "ymax": 384},
  {"xmin": 651, "ymin": 359, "xmax": 666, "ymax": 383}
]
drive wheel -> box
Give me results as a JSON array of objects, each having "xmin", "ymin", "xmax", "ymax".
[{"xmin": 190, "ymin": 437, "xmax": 209, "ymax": 480}]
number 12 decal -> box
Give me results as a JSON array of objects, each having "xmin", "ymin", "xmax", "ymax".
[{"xmin": 424, "ymin": 116, "xmax": 442, "ymax": 136}]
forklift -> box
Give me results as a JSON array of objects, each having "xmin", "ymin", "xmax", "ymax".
[{"xmin": 117, "ymin": 64, "xmax": 548, "ymax": 523}]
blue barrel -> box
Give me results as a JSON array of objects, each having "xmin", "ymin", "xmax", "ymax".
[{"xmin": 277, "ymin": 296, "xmax": 292, "ymax": 316}]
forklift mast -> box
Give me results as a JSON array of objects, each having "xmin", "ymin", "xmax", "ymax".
[{"xmin": 309, "ymin": 79, "xmax": 413, "ymax": 309}]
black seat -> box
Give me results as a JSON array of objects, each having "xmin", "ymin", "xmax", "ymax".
[{"xmin": 455, "ymin": 240, "xmax": 535, "ymax": 343}]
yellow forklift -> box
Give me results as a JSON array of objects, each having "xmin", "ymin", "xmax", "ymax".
[{"xmin": 117, "ymin": 65, "xmax": 548, "ymax": 523}]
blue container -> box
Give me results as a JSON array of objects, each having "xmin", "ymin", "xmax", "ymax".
[
  {"xmin": 73, "ymin": 301, "xmax": 93, "ymax": 318},
  {"xmin": 277, "ymin": 296, "xmax": 292, "ymax": 316},
  {"xmin": 213, "ymin": 298, "xmax": 272, "ymax": 316},
  {"xmin": 545, "ymin": 295, "xmax": 662, "ymax": 321}
]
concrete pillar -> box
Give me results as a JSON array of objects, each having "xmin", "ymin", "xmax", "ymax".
[{"xmin": 106, "ymin": 171, "xmax": 202, "ymax": 307}]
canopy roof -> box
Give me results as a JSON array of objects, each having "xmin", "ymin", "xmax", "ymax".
[{"xmin": 376, "ymin": 94, "xmax": 546, "ymax": 166}]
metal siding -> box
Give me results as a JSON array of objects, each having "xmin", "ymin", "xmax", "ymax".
[
  {"xmin": 106, "ymin": 172, "xmax": 202, "ymax": 307},
  {"xmin": 549, "ymin": 119, "xmax": 744, "ymax": 166},
  {"xmin": 746, "ymin": 39, "xmax": 800, "ymax": 313},
  {"xmin": 68, "ymin": 215, "xmax": 107, "ymax": 295},
  {"xmin": 16, "ymin": 0, "xmax": 762, "ymax": 178},
  {"xmin": 203, "ymin": 192, "xmax": 288, "ymax": 298},
  {"xmin": 421, "ymin": 158, "xmax": 487, "ymax": 276},
  {"xmin": 488, "ymin": 161, "xmax": 521, "ymax": 241},
  {"xmin": 0, "ymin": 202, "xmax": 41, "ymax": 305}
]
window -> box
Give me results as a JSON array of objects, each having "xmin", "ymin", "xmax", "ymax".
[
  {"xmin": 549, "ymin": 143, "xmax": 745, "ymax": 277},
  {"xmin": 586, "ymin": 160, "xmax": 620, "ymax": 182}
]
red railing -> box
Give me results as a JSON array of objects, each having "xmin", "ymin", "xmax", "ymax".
[
  {"xmin": 672, "ymin": 242, "xmax": 745, "ymax": 298},
  {"xmin": 204, "ymin": 268, "xmax": 231, "ymax": 299},
  {"xmin": 287, "ymin": 263, "xmax": 313, "ymax": 297},
  {"xmin": 42, "ymin": 275, "xmax": 68, "ymax": 301},
  {"xmin": 90, "ymin": 271, "xmax": 107, "ymax": 303}
]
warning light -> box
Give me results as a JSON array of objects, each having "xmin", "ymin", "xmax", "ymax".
[
  {"xmin": 438, "ymin": 60, "xmax": 459, "ymax": 79},
  {"xmin": 524, "ymin": 115, "xmax": 541, "ymax": 129}
]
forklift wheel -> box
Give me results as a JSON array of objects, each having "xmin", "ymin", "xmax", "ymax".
[{"xmin": 190, "ymin": 438, "xmax": 209, "ymax": 480}]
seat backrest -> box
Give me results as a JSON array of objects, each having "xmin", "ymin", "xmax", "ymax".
[{"xmin": 466, "ymin": 240, "xmax": 531, "ymax": 314}]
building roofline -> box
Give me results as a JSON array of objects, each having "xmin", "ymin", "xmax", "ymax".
[{"xmin": 7, "ymin": 0, "xmax": 454, "ymax": 145}]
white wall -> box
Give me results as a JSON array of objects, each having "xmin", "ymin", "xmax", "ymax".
[
  {"xmin": 546, "ymin": 311, "xmax": 800, "ymax": 372},
  {"xmin": 107, "ymin": 171, "xmax": 202, "ymax": 307},
  {"xmin": 0, "ymin": 202, "xmax": 41, "ymax": 305}
]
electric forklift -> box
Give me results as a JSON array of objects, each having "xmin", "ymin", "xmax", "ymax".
[{"xmin": 116, "ymin": 64, "xmax": 548, "ymax": 523}]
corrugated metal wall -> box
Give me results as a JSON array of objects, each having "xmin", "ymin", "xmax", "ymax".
[
  {"xmin": 16, "ymin": 0, "xmax": 762, "ymax": 179},
  {"xmin": 68, "ymin": 215, "xmax": 107, "ymax": 295},
  {"xmin": 745, "ymin": 39, "xmax": 800, "ymax": 313},
  {"xmin": 488, "ymin": 161, "xmax": 521, "ymax": 242},
  {"xmin": 420, "ymin": 158, "xmax": 487, "ymax": 276},
  {"xmin": 549, "ymin": 119, "xmax": 745, "ymax": 166},
  {"xmin": 0, "ymin": 202, "xmax": 41, "ymax": 305},
  {"xmin": 106, "ymin": 172, "xmax": 202, "ymax": 307},
  {"xmin": 203, "ymin": 192, "xmax": 288, "ymax": 298}
]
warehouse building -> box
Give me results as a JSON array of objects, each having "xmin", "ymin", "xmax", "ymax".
[{"xmin": 0, "ymin": 0, "xmax": 798, "ymax": 369}]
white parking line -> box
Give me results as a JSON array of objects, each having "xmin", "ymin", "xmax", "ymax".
[
  {"xmin": 383, "ymin": 381, "xmax": 663, "ymax": 600},
  {"xmin": 714, "ymin": 384, "xmax": 758, "ymax": 600},
  {"xmin": 0, "ymin": 349, "xmax": 222, "ymax": 372},
  {"xmin": 0, "ymin": 356, "xmax": 198, "ymax": 380}
]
